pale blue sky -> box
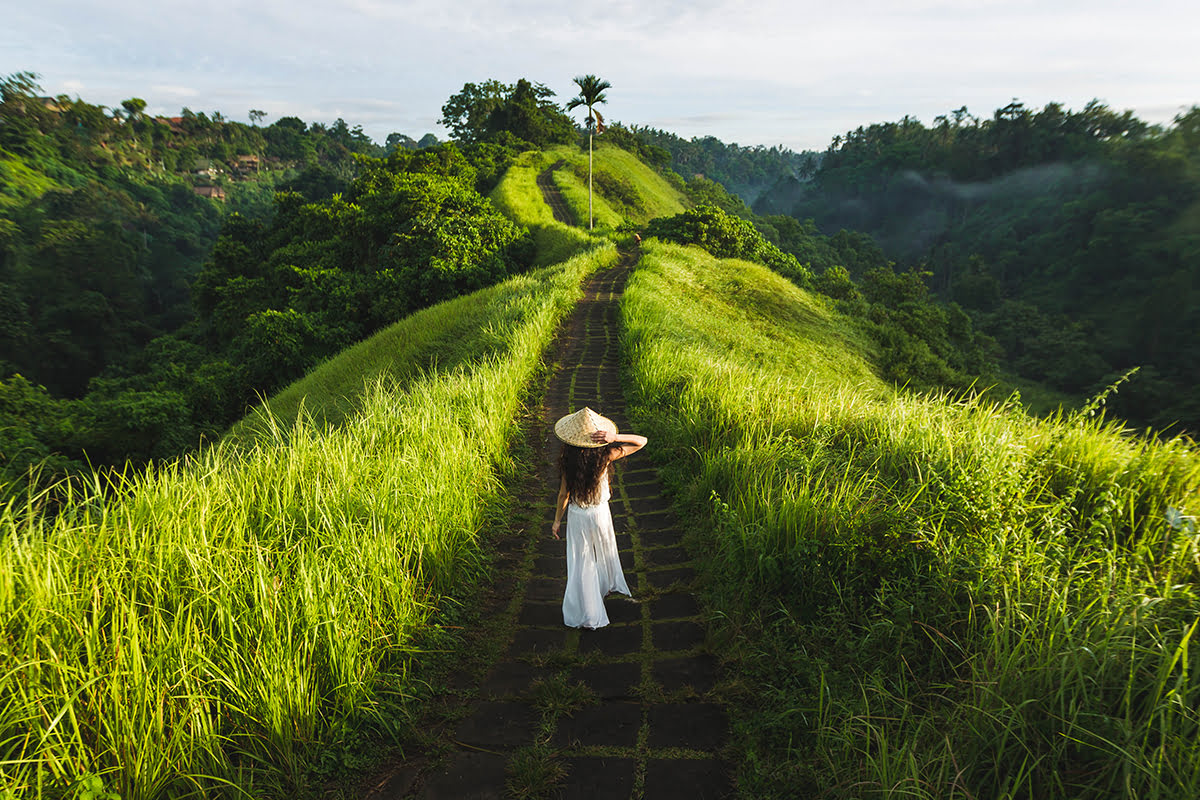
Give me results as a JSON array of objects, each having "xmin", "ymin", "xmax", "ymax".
[{"xmin": 4, "ymin": 0, "xmax": 1197, "ymax": 151}]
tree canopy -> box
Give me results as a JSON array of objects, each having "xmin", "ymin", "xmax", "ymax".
[
  {"xmin": 754, "ymin": 100, "xmax": 1200, "ymax": 431},
  {"xmin": 440, "ymin": 78, "xmax": 576, "ymax": 147}
]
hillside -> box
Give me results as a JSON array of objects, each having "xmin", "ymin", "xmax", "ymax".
[
  {"xmin": 0, "ymin": 232, "xmax": 619, "ymax": 800},
  {"xmin": 754, "ymin": 101, "xmax": 1200, "ymax": 433},
  {"xmin": 623, "ymin": 238, "xmax": 1200, "ymax": 798},
  {"xmin": 2, "ymin": 87, "xmax": 1197, "ymax": 799}
]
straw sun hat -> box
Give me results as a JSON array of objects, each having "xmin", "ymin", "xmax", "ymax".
[{"xmin": 554, "ymin": 407, "xmax": 617, "ymax": 448}]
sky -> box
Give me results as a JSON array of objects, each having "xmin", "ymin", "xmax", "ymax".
[{"xmin": 4, "ymin": 0, "xmax": 1198, "ymax": 153}]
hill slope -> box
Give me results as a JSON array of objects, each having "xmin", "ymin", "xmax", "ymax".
[
  {"xmin": 623, "ymin": 237, "xmax": 1200, "ymax": 798},
  {"xmin": 1, "ymin": 217, "xmax": 617, "ymax": 799}
]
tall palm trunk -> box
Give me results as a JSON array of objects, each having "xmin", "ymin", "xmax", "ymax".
[{"xmin": 566, "ymin": 75, "xmax": 610, "ymax": 232}]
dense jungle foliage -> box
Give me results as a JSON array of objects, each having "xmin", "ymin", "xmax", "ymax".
[
  {"xmin": 0, "ymin": 72, "xmax": 530, "ymax": 490},
  {"xmin": 754, "ymin": 101, "xmax": 1200, "ymax": 432},
  {"xmin": 630, "ymin": 125, "xmax": 819, "ymax": 204}
]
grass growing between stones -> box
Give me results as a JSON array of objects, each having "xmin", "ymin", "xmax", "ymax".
[
  {"xmin": 0, "ymin": 244, "xmax": 616, "ymax": 800},
  {"xmin": 505, "ymin": 745, "xmax": 567, "ymax": 800},
  {"xmin": 621, "ymin": 239, "xmax": 1200, "ymax": 799}
]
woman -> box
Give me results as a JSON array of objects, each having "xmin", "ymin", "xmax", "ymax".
[{"xmin": 551, "ymin": 407, "xmax": 648, "ymax": 629}]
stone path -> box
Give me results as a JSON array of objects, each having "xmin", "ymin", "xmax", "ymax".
[
  {"xmin": 537, "ymin": 161, "xmax": 574, "ymax": 225},
  {"xmin": 366, "ymin": 172, "xmax": 731, "ymax": 799}
]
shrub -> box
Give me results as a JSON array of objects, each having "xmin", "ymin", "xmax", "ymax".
[{"xmin": 647, "ymin": 204, "xmax": 814, "ymax": 288}]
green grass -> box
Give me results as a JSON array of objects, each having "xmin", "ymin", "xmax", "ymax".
[
  {"xmin": 542, "ymin": 143, "xmax": 686, "ymax": 231},
  {"xmin": 0, "ymin": 151, "xmax": 61, "ymax": 207},
  {"xmin": 489, "ymin": 149, "xmax": 596, "ymax": 266},
  {"xmin": 622, "ymin": 239, "xmax": 1200, "ymax": 798},
  {"xmin": 0, "ymin": 242, "xmax": 617, "ymax": 799},
  {"xmin": 229, "ymin": 260, "xmax": 595, "ymax": 438},
  {"xmin": 552, "ymin": 165, "xmax": 624, "ymax": 230}
]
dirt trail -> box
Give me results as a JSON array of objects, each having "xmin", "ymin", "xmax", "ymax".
[{"xmin": 367, "ymin": 176, "xmax": 730, "ymax": 800}]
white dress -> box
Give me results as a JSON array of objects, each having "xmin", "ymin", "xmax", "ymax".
[{"xmin": 562, "ymin": 474, "xmax": 631, "ymax": 628}]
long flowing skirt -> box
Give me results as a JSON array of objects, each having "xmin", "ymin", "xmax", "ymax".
[{"xmin": 562, "ymin": 499, "xmax": 631, "ymax": 628}]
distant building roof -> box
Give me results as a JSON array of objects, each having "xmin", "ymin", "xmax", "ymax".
[{"xmin": 155, "ymin": 116, "xmax": 186, "ymax": 133}]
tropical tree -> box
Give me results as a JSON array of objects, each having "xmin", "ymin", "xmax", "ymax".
[{"xmin": 565, "ymin": 74, "xmax": 611, "ymax": 229}]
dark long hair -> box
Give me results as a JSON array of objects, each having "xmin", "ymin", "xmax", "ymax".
[{"xmin": 559, "ymin": 443, "xmax": 619, "ymax": 506}]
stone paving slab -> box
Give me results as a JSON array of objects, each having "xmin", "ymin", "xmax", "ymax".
[
  {"xmin": 481, "ymin": 661, "xmax": 548, "ymax": 696},
  {"xmin": 647, "ymin": 704, "xmax": 729, "ymax": 750},
  {"xmin": 508, "ymin": 627, "xmax": 567, "ymax": 657},
  {"xmin": 650, "ymin": 594, "xmax": 701, "ymax": 619},
  {"xmin": 653, "ymin": 654, "xmax": 719, "ymax": 694},
  {"xmin": 552, "ymin": 702, "xmax": 643, "ymax": 748},
  {"xmin": 525, "ymin": 577, "xmax": 564, "ymax": 601},
  {"xmin": 622, "ymin": 482, "xmax": 663, "ymax": 500},
  {"xmin": 532, "ymin": 555, "xmax": 563, "ymax": 575},
  {"xmin": 639, "ymin": 529, "xmax": 683, "ymax": 548},
  {"xmin": 644, "ymin": 546, "xmax": 691, "ymax": 567},
  {"xmin": 642, "ymin": 758, "xmax": 732, "ymax": 800},
  {"xmin": 416, "ymin": 751, "xmax": 507, "ymax": 800},
  {"xmin": 560, "ymin": 757, "xmax": 636, "ymax": 799},
  {"xmin": 454, "ymin": 701, "xmax": 536, "ymax": 748},
  {"xmin": 604, "ymin": 597, "xmax": 642, "ymax": 625},
  {"xmin": 517, "ymin": 602, "xmax": 563, "ymax": 627},
  {"xmin": 653, "ymin": 621, "xmax": 707, "ymax": 651},
  {"xmin": 578, "ymin": 624, "xmax": 643, "ymax": 656},
  {"xmin": 570, "ymin": 661, "xmax": 642, "ymax": 699},
  {"xmin": 647, "ymin": 567, "xmax": 697, "ymax": 589}
]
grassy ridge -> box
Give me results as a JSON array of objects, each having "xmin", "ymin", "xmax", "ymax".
[
  {"xmin": 229, "ymin": 263, "xmax": 577, "ymax": 437},
  {"xmin": 0, "ymin": 242, "xmax": 616, "ymax": 799},
  {"xmin": 488, "ymin": 150, "xmax": 596, "ymax": 266},
  {"xmin": 622, "ymin": 240, "xmax": 1200, "ymax": 798},
  {"xmin": 543, "ymin": 143, "xmax": 686, "ymax": 230}
]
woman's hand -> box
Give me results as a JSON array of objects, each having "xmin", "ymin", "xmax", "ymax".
[
  {"xmin": 591, "ymin": 428, "xmax": 615, "ymax": 445},
  {"xmin": 551, "ymin": 520, "xmax": 561, "ymax": 539}
]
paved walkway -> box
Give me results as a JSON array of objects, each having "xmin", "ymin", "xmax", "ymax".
[
  {"xmin": 368, "ymin": 169, "xmax": 731, "ymax": 799},
  {"xmin": 537, "ymin": 161, "xmax": 574, "ymax": 225}
]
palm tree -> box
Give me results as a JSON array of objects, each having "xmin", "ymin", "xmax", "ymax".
[{"xmin": 565, "ymin": 75, "xmax": 611, "ymax": 230}]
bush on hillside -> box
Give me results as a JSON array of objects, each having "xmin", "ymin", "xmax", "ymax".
[
  {"xmin": 647, "ymin": 205, "xmax": 814, "ymax": 288},
  {"xmin": 602, "ymin": 123, "xmax": 671, "ymax": 169}
]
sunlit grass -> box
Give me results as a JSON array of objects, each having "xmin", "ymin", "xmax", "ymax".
[
  {"xmin": 488, "ymin": 149, "xmax": 595, "ymax": 266},
  {"xmin": 543, "ymin": 143, "xmax": 686, "ymax": 230},
  {"xmin": 0, "ymin": 152, "xmax": 62, "ymax": 207},
  {"xmin": 0, "ymin": 243, "xmax": 617, "ymax": 799},
  {"xmin": 552, "ymin": 165, "xmax": 623, "ymax": 230},
  {"xmin": 622, "ymin": 239, "xmax": 1200, "ymax": 799}
]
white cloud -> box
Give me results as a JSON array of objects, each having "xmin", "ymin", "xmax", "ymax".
[{"xmin": 5, "ymin": 0, "xmax": 1199, "ymax": 150}]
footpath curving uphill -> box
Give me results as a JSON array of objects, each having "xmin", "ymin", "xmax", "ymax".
[
  {"xmin": 367, "ymin": 176, "xmax": 732, "ymax": 796},
  {"xmin": 536, "ymin": 161, "xmax": 575, "ymax": 226}
]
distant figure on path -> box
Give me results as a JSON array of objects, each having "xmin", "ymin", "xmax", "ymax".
[{"xmin": 551, "ymin": 407, "xmax": 647, "ymax": 628}]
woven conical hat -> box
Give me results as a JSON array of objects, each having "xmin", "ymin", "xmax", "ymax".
[{"xmin": 554, "ymin": 407, "xmax": 617, "ymax": 448}]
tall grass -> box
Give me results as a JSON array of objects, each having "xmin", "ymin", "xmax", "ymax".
[
  {"xmin": 488, "ymin": 150, "xmax": 595, "ymax": 266},
  {"xmin": 0, "ymin": 243, "xmax": 616, "ymax": 799},
  {"xmin": 539, "ymin": 143, "xmax": 686, "ymax": 231},
  {"xmin": 622, "ymin": 240, "xmax": 1200, "ymax": 798},
  {"xmin": 489, "ymin": 145, "xmax": 684, "ymax": 243}
]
